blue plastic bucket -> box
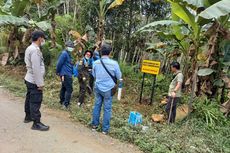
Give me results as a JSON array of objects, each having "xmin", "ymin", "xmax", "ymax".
[{"xmin": 128, "ymin": 111, "xmax": 142, "ymax": 126}]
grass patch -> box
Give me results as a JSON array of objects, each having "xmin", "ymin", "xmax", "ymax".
[{"xmin": 0, "ymin": 65, "xmax": 230, "ymax": 153}]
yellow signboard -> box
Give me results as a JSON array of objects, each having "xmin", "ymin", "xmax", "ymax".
[{"xmin": 141, "ymin": 60, "xmax": 161, "ymax": 75}]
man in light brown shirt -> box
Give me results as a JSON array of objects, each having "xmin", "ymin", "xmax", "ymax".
[
  {"xmin": 24, "ymin": 30, "xmax": 49, "ymax": 131},
  {"xmin": 166, "ymin": 61, "xmax": 184, "ymax": 123}
]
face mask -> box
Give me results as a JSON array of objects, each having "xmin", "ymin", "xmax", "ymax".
[
  {"xmin": 85, "ymin": 56, "xmax": 90, "ymax": 60},
  {"xmin": 41, "ymin": 39, "xmax": 45, "ymax": 46},
  {"xmin": 67, "ymin": 47, "xmax": 74, "ymax": 52}
]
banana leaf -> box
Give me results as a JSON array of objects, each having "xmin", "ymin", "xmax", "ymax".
[
  {"xmin": 137, "ymin": 20, "xmax": 181, "ymax": 32},
  {"xmin": 197, "ymin": 68, "xmax": 214, "ymax": 76},
  {"xmin": 35, "ymin": 21, "xmax": 52, "ymax": 31},
  {"xmin": 0, "ymin": 15, "xmax": 29, "ymax": 27},
  {"xmin": 198, "ymin": 0, "xmax": 230, "ymax": 20}
]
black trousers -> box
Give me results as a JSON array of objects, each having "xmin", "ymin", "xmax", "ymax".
[
  {"xmin": 89, "ymin": 74, "xmax": 94, "ymax": 92},
  {"xmin": 165, "ymin": 96, "xmax": 181, "ymax": 123},
  {"xmin": 24, "ymin": 81, "xmax": 43, "ymax": 123},
  {"xmin": 60, "ymin": 75, "xmax": 73, "ymax": 107},
  {"xmin": 78, "ymin": 75, "xmax": 93, "ymax": 104}
]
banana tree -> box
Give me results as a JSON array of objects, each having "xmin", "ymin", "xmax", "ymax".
[
  {"xmin": 96, "ymin": 0, "xmax": 125, "ymax": 41},
  {"xmin": 138, "ymin": 0, "xmax": 230, "ymax": 107},
  {"xmin": 0, "ymin": 0, "xmax": 53, "ymax": 63}
]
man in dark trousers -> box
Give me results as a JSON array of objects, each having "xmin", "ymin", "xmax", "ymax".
[
  {"xmin": 56, "ymin": 41, "xmax": 75, "ymax": 109},
  {"xmin": 91, "ymin": 42, "xmax": 122, "ymax": 134},
  {"xmin": 166, "ymin": 61, "xmax": 184, "ymax": 123},
  {"xmin": 77, "ymin": 50, "xmax": 94, "ymax": 107},
  {"xmin": 24, "ymin": 30, "xmax": 49, "ymax": 131}
]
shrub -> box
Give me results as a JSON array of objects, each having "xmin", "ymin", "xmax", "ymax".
[{"xmin": 193, "ymin": 96, "xmax": 228, "ymax": 127}]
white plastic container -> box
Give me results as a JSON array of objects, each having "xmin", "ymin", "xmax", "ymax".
[{"xmin": 117, "ymin": 79, "xmax": 123, "ymax": 101}]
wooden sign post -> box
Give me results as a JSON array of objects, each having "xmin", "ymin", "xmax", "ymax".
[{"xmin": 139, "ymin": 60, "xmax": 161, "ymax": 105}]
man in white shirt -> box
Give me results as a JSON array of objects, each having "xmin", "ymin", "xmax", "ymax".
[{"xmin": 24, "ymin": 30, "xmax": 49, "ymax": 131}]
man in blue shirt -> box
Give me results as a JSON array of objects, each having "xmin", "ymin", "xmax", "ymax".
[
  {"xmin": 91, "ymin": 42, "xmax": 122, "ymax": 134},
  {"xmin": 56, "ymin": 41, "xmax": 75, "ymax": 109}
]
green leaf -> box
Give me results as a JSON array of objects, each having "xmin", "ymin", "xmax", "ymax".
[
  {"xmin": 220, "ymin": 40, "xmax": 230, "ymax": 65},
  {"xmin": 11, "ymin": 0, "xmax": 30, "ymax": 16},
  {"xmin": 2, "ymin": 0, "xmax": 12, "ymax": 12},
  {"xmin": 198, "ymin": 0, "xmax": 230, "ymax": 20},
  {"xmin": 172, "ymin": 11, "xmax": 184, "ymax": 40},
  {"xmin": 156, "ymin": 31, "xmax": 178, "ymax": 40},
  {"xmin": 204, "ymin": 0, "xmax": 221, "ymax": 6},
  {"xmin": 170, "ymin": 1, "xmax": 199, "ymax": 37},
  {"xmin": 0, "ymin": 15, "xmax": 29, "ymax": 26},
  {"xmin": 35, "ymin": 21, "xmax": 52, "ymax": 31},
  {"xmin": 197, "ymin": 68, "xmax": 214, "ymax": 76},
  {"xmin": 181, "ymin": 0, "xmax": 205, "ymax": 8},
  {"xmin": 41, "ymin": 0, "xmax": 65, "ymax": 19},
  {"xmin": 0, "ymin": 8, "xmax": 9, "ymax": 15},
  {"xmin": 137, "ymin": 20, "xmax": 181, "ymax": 32},
  {"xmin": 213, "ymin": 79, "xmax": 224, "ymax": 87},
  {"xmin": 146, "ymin": 45, "xmax": 158, "ymax": 51}
]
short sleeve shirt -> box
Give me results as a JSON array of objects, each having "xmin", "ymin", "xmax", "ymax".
[{"xmin": 168, "ymin": 71, "xmax": 184, "ymax": 97}]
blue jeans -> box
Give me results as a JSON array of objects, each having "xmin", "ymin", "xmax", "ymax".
[{"xmin": 92, "ymin": 87, "xmax": 113, "ymax": 132}]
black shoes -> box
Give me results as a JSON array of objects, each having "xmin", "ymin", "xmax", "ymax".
[
  {"xmin": 24, "ymin": 116, "xmax": 33, "ymax": 123},
  {"xmin": 59, "ymin": 101, "xmax": 64, "ymax": 105},
  {"xmin": 91, "ymin": 125, "xmax": 98, "ymax": 131},
  {"xmin": 31, "ymin": 122, "xmax": 49, "ymax": 131},
  {"xmin": 24, "ymin": 115, "xmax": 49, "ymax": 131}
]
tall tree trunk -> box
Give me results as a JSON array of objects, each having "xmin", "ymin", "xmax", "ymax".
[
  {"xmin": 64, "ymin": 3, "xmax": 66, "ymax": 14},
  {"xmin": 119, "ymin": 48, "xmax": 123, "ymax": 62},
  {"xmin": 73, "ymin": 0, "xmax": 77, "ymax": 22},
  {"xmin": 132, "ymin": 47, "xmax": 137, "ymax": 65},
  {"xmin": 123, "ymin": 52, "xmax": 128, "ymax": 63},
  {"xmin": 125, "ymin": 0, "xmax": 134, "ymax": 62},
  {"xmin": 66, "ymin": 0, "xmax": 70, "ymax": 15},
  {"xmin": 37, "ymin": 3, "xmax": 41, "ymax": 18},
  {"xmin": 50, "ymin": 13, "xmax": 57, "ymax": 48}
]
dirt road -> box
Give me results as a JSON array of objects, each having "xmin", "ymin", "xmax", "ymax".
[{"xmin": 0, "ymin": 88, "xmax": 142, "ymax": 153}]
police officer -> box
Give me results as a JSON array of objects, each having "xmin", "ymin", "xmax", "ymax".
[
  {"xmin": 24, "ymin": 30, "xmax": 49, "ymax": 131},
  {"xmin": 77, "ymin": 50, "xmax": 94, "ymax": 107},
  {"xmin": 56, "ymin": 41, "xmax": 75, "ymax": 109}
]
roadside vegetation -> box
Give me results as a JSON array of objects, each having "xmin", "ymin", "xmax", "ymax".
[
  {"xmin": 1, "ymin": 65, "xmax": 230, "ymax": 153},
  {"xmin": 0, "ymin": 0, "xmax": 230, "ymax": 152}
]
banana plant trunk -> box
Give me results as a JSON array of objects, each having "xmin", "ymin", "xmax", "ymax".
[
  {"xmin": 97, "ymin": 0, "xmax": 106, "ymax": 42},
  {"xmin": 97, "ymin": 15, "xmax": 105, "ymax": 42}
]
